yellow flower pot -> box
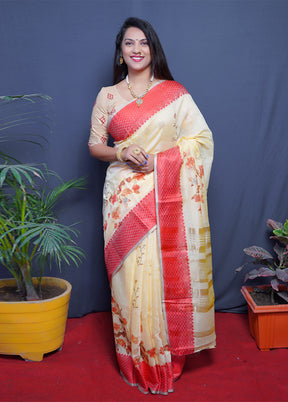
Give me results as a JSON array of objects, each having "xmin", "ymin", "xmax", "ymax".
[{"xmin": 0, "ymin": 277, "xmax": 71, "ymax": 361}]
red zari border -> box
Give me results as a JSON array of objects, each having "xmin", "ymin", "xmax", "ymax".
[
  {"xmin": 156, "ymin": 147, "xmax": 195, "ymax": 355},
  {"xmin": 108, "ymin": 81, "xmax": 188, "ymax": 142},
  {"xmin": 105, "ymin": 190, "xmax": 156, "ymax": 282},
  {"xmin": 117, "ymin": 352, "xmax": 185, "ymax": 394}
]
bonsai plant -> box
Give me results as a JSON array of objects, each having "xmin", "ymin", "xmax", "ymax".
[
  {"xmin": 236, "ymin": 218, "xmax": 288, "ymax": 304},
  {"xmin": 0, "ymin": 94, "xmax": 85, "ymax": 301},
  {"xmin": 236, "ymin": 218, "xmax": 288, "ymax": 351}
]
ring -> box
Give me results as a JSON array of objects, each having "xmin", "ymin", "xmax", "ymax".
[{"xmin": 133, "ymin": 148, "xmax": 141, "ymax": 155}]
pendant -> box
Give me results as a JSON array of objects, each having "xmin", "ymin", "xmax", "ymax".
[{"xmin": 136, "ymin": 98, "xmax": 143, "ymax": 107}]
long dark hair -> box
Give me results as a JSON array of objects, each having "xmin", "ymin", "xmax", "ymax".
[{"xmin": 113, "ymin": 17, "xmax": 174, "ymax": 84}]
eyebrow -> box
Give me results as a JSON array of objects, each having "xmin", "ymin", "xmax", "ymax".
[{"xmin": 123, "ymin": 38, "xmax": 148, "ymax": 42}]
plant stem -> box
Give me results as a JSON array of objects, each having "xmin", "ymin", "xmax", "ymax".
[{"xmin": 20, "ymin": 263, "xmax": 39, "ymax": 300}]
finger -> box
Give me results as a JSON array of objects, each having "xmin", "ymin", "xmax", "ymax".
[
  {"xmin": 131, "ymin": 146, "xmax": 147, "ymax": 162},
  {"xmin": 127, "ymin": 162, "xmax": 137, "ymax": 169},
  {"xmin": 140, "ymin": 149, "xmax": 148, "ymax": 159},
  {"xmin": 138, "ymin": 149, "xmax": 148, "ymax": 164},
  {"xmin": 126, "ymin": 160, "xmax": 142, "ymax": 171},
  {"xmin": 132, "ymin": 154, "xmax": 147, "ymax": 166},
  {"xmin": 129, "ymin": 155, "xmax": 142, "ymax": 165}
]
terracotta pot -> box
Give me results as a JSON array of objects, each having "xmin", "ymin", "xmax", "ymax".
[
  {"xmin": 241, "ymin": 285, "xmax": 288, "ymax": 351},
  {"xmin": 0, "ymin": 277, "xmax": 71, "ymax": 361}
]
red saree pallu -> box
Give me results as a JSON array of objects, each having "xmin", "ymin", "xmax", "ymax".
[
  {"xmin": 89, "ymin": 80, "xmax": 215, "ymax": 394},
  {"xmin": 155, "ymin": 146, "xmax": 195, "ymax": 355}
]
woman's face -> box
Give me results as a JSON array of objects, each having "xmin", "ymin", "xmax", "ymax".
[{"xmin": 121, "ymin": 27, "xmax": 152, "ymax": 74}]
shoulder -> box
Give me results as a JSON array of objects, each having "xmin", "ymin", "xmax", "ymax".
[
  {"xmin": 160, "ymin": 80, "xmax": 189, "ymax": 97},
  {"xmin": 154, "ymin": 81, "xmax": 190, "ymax": 106},
  {"xmin": 96, "ymin": 85, "xmax": 118, "ymax": 101},
  {"xmin": 93, "ymin": 85, "xmax": 119, "ymax": 111},
  {"xmin": 170, "ymin": 80, "xmax": 189, "ymax": 92}
]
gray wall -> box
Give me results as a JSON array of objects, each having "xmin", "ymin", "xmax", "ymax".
[{"xmin": 1, "ymin": 0, "xmax": 288, "ymax": 316}]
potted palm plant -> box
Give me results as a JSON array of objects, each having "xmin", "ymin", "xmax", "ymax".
[
  {"xmin": 0, "ymin": 94, "xmax": 85, "ymax": 361},
  {"xmin": 236, "ymin": 218, "xmax": 288, "ymax": 351}
]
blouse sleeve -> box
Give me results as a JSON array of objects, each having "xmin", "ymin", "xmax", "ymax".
[{"xmin": 88, "ymin": 87, "xmax": 109, "ymax": 146}]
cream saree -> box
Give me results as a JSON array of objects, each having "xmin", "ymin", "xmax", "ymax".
[{"xmin": 89, "ymin": 80, "xmax": 215, "ymax": 394}]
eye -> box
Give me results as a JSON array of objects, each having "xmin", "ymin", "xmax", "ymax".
[
  {"xmin": 124, "ymin": 41, "xmax": 133, "ymax": 46},
  {"xmin": 141, "ymin": 41, "xmax": 149, "ymax": 46}
]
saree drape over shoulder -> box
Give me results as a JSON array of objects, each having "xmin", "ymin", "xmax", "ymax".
[{"xmin": 89, "ymin": 80, "xmax": 215, "ymax": 395}]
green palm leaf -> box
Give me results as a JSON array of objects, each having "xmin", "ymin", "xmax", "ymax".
[
  {"xmin": 0, "ymin": 164, "xmax": 44, "ymax": 186},
  {"xmin": 7, "ymin": 221, "xmax": 84, "ymax": 271},
  {"xmin": 42, "ymin": 176, "xmax": 87, "ymax": 213}
]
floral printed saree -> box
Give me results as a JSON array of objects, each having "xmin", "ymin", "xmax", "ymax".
[{"xmin": 89, "ymin": 80, "xmax": 215, "ymax": 394}]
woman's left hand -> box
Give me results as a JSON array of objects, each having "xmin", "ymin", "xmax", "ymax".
[{"xmin": 127, "ymin": 153, "xmax": 155, "ymax": 173}]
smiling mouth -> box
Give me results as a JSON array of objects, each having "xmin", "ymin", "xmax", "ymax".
[{"xmin": 131, "ymin": 56, "xmax": 144, "ymax": 62}]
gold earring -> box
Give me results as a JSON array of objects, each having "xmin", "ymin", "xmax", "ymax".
[{"xmin": 120, "ymin": 56, "xmax": 124, "ymax": 65}]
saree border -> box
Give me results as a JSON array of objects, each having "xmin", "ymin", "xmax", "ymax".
[
  {"xmin": 110, "ymin": 225, "xmax": 156, "ymax": 282},
  {"xmin": 108, "ymin": 81, "xmax": 188, "ymax": 142},
  {"xmin": 155, "ymin": 146, "xmax": 195, "ymax": 355},
  {"xmin": 105, "ymin": 190, "xmax": 157, "ymax": 282},
  {"xmin": 118, "ymin": 353, "xmax": 174, "ymax": 395},
  {"xmin": 154, "ymin": 155, "xmax": 169, "ymax": 345}
]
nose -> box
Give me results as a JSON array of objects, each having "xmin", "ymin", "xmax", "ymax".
[{"xmin": 133, "ymin": 42, "xmax": 141, "ymax": 54}]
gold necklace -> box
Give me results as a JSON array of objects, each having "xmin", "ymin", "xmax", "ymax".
[{"xmin": 126, "ymin": 75, "xmax": 154, "ymax": 107}]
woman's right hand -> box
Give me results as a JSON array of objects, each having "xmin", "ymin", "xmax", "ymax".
[{"xmin": 121, "ymin": 144, "xmax": 148, "ymax": 166}]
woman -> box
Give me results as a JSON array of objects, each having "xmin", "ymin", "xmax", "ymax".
[{"xmin": 89, "ymin": 17, "xmax": 215, "ymax": 395}]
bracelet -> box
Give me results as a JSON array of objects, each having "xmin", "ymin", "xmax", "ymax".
[{"xmin": 116, "ymin": 147, "xmax": 124, "ymax": 162}]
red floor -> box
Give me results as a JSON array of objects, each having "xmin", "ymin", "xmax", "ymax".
[{"xmin": 1, "ymin": 312, "xmax": 288, "ymax": 401}]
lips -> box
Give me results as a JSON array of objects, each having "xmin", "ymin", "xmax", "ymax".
[{"xmin": 131, "ymin": 56, "xmax": 144, "ymax": 62}]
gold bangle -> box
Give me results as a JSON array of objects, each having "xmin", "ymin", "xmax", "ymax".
[
  {"xmin": 116, "ymin": 147, "xmax": 124, "ymax": 162},
  {"xmin": 116, "ymin": 148, "xmax": 122, "ymax": 161}
]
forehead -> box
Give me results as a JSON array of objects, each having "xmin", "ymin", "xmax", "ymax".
[{"xmin": 123, "ymin": 27, "xmax": 147, "ymax": 40}]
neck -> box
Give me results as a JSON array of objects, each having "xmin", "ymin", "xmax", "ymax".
[{"xmin": 127, "ymin": 68, "xmax": 152, "ymax": 84}]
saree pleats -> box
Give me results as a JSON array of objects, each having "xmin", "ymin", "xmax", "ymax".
[
  {"xmin": 91, "ymin": 81, "xmax": 215, "ymax": 394},
  {"xmin": 111, "ymin": 229, "xmax": 179, "ymax": 394}
]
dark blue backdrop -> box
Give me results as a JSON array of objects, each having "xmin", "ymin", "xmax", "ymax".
[{"xmin": 1, "ymin": 0, "xmax": 288, "ymax": 316}]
